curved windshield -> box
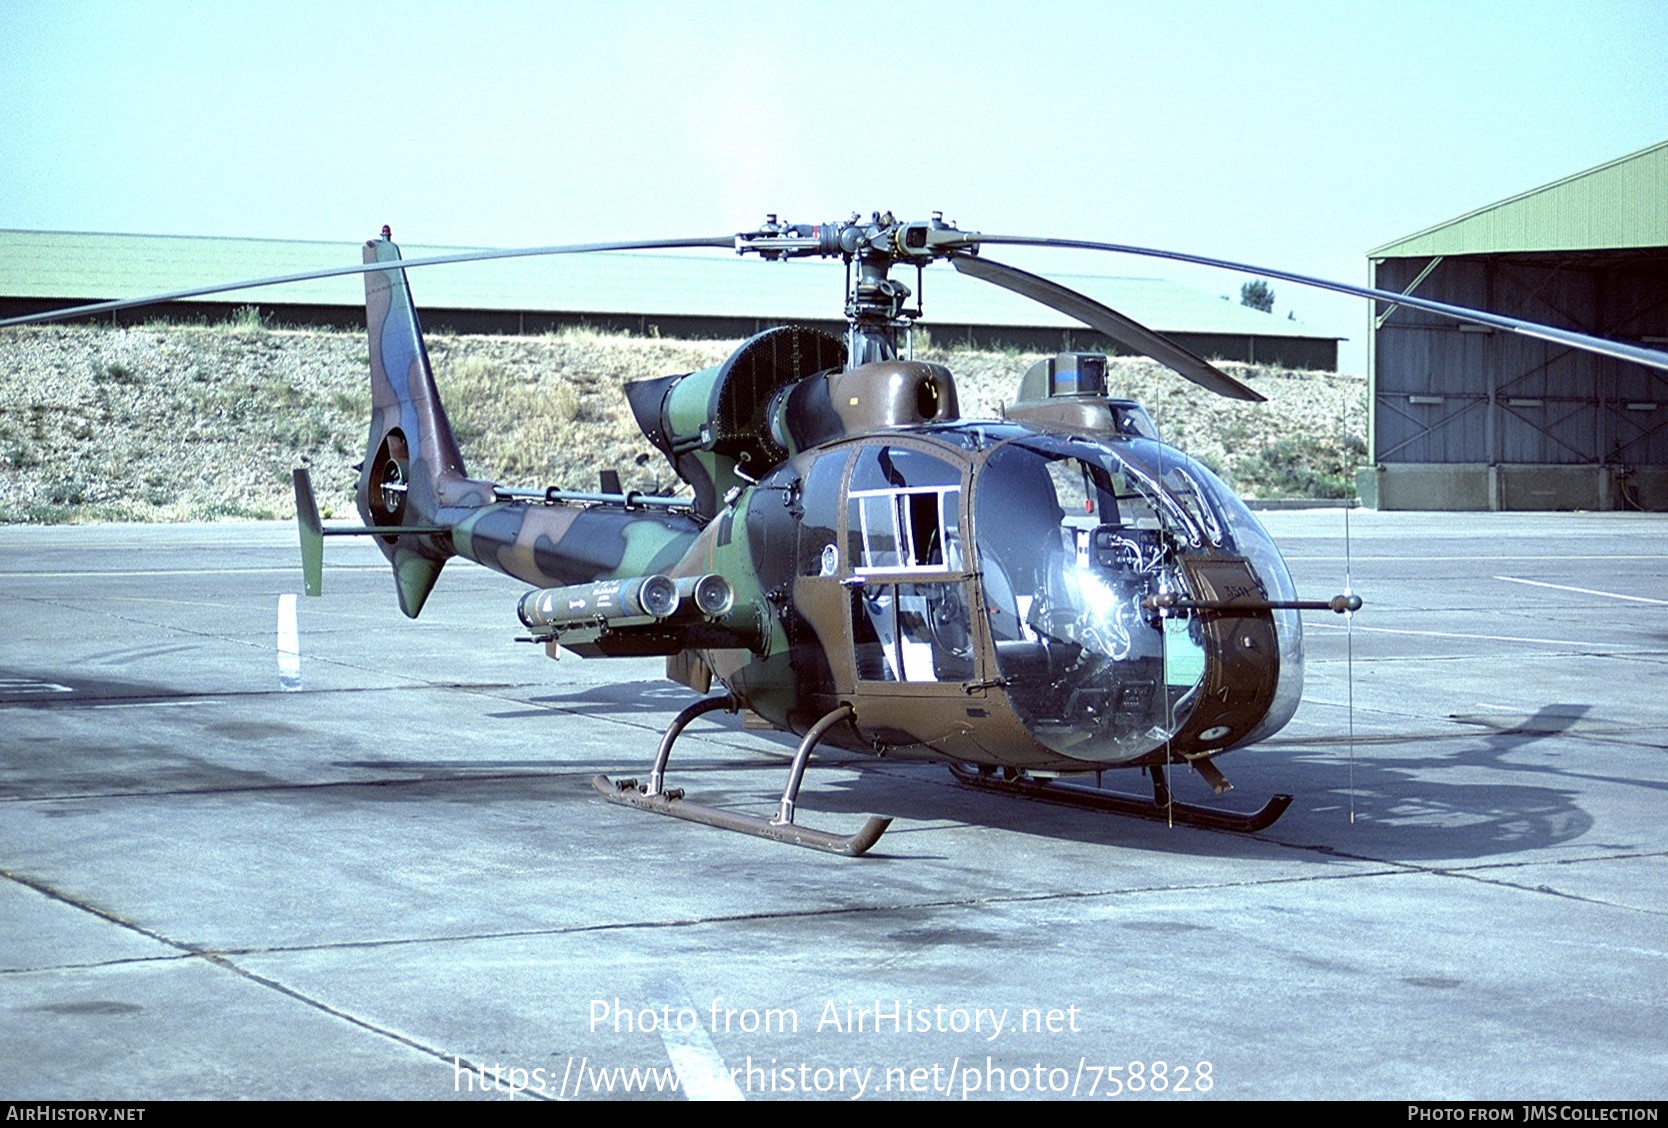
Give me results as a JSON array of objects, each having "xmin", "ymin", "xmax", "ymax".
[
  {"xmin": 1173, "ymin": 456, "xmax": 1303, "ymax": 743},
  {"xmin": 973, "ymin": 435, "xmax": 1302, "ymax": 763}
]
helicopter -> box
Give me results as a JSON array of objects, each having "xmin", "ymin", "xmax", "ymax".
[{"xmin": 10, "ymin": 212, "xmax": 1668, "ymax": 857}]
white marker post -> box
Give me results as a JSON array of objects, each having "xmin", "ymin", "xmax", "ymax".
[{"xmin": 277, "ymin": 593, "xmax": 301, "ymax": 691}]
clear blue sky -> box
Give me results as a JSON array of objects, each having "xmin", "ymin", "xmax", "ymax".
[{"xmin": 3, "ymin": 0, "xmax": 1663, "ymax": 371}]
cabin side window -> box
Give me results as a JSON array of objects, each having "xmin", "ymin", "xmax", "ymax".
[
  {"xmin": 846, "ymin": 446, "xmax": 962, "ymax": 575},
  {"xmin": 844, "ymin": 444, "xmax": 973, "ymax": 683}
]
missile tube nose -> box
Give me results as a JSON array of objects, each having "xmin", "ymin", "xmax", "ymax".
[
  {"xmin": 681, "ymin": 573, "xmax": 733, "ymax": 618},
  {"xmin": 638, "ymin": 575, "xmax": 679, "ymax": 619}
]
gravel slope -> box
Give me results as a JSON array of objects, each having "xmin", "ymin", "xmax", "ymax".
[{"xmin": 0, "ymin": 322, "xmax": 1365, "ymax": 523}]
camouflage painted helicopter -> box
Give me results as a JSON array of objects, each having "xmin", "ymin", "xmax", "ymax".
[{"xmin": 11, "ymin": 213, "xmax": 1668, "ymax": 856}]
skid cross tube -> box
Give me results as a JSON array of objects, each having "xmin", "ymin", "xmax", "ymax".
[
  {"xmin": 593, "ymin": 700, "xmax": 892, "ymax": 856},
  {"xmin": 774, "ymin": 703, "xmax": 852, "ymax": 826},
  {"xmin": 647, "ymin": 693, "xmax": 737, "ymax": 796}
]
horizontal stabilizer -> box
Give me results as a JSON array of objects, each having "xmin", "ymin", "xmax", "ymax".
[{"xmin": 292, "ymin": 467, "xmax": 447, "ymax": 598}]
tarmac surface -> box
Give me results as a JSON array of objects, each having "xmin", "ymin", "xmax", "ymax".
[{"xmin": 1, "ymin": 510, "xmax": 1665, "ymax": 1101}]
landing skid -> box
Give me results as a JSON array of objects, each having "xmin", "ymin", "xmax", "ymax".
[
  {"xmin": 593, "ymin": 776, "xmax": 891, "ymax": 856},
  {"xmin": 947, "ymin": 762, "xmax": 1292, "ymax": 833},
  {"xmin": 594, "ymin": 696, "xmax": 891, "ymax": 857}
]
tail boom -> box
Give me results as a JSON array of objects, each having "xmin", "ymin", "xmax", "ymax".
[{"xmin": 298, "ymin": 232, "xmax": 708, "ymax": 620}]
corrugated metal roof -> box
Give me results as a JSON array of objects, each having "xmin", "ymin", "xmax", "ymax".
[
  {"xmin": 1370, "ymin": 140, "xmax": 1668, "ymax": 258},
  {"xmin": 1, "ymin": 228, "xmax": 1331, "ymax": 339}
]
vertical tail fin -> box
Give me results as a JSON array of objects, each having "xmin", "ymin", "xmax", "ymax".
[{"xmin": 358, "ymin": 232, "xmax": 494, "ymax": 617}]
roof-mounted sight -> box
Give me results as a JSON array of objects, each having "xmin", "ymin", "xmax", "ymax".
[{"xmin": 1006, "ymin": 351, "xmax": 1161, "ymax": 441}]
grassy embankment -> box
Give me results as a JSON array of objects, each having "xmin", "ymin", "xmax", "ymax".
[{"xmin": 0, "ymin": 317, "xmax": 1365, "ymax": 524}]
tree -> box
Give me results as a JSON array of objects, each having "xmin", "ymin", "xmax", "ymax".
[{"xmin": 1240, "ymin": 279, "xmax": 1275, "ymax": 313}]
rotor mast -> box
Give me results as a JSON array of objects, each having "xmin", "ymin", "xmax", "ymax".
[{"xmin": 736, "ymin": 211, "xmax": 973, "ymax": 368}]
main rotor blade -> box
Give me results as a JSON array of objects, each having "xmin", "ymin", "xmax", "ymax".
[
  {"xmin": 0, "ymin": 235, "xmax": 739, "ymax": 329},
  {"xmin": 965, "ymin": 234, "xmax": 1668, "ymax": 374},
  {"xmin": 950, "ymin": 252, "xmax": 1265, "ymax": 402}
]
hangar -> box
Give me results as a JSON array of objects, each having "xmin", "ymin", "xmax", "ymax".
[
  {"xmin": 0, "ymin": 229, "xmax": 1339, "ymax": 370},
  {"xmin": 1361, "ymin": 140, "xmax": 1668, "ymax": 510}
]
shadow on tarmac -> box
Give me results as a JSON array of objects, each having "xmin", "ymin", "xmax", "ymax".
[{"xmin": 3, "ymin": 668, "xmax": 1610, "ymax": 866}]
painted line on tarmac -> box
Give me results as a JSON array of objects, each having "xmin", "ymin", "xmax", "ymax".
[
  {"xmin": 1306, "ymin": 621, "xmax": 1650, "ymax": 648},
  {"xmin": 650, "ymin": 981, "xmax": 744, "ymax": 1101},
  {"xmin": 1283, "ymin": 553, "xmax": 1668, "ymax": 561},
  {"xmin": 0, "ymin": 696, "xmax": 225, "ymax": 710},
  {"xmin": 1495, "ymin": 575, "xmax": 1668, "ymax": 605},
  {"xmin": 0, "ymin": 678, "xmax": 72, "ymax": 695},
  {"xmin": 0, "ymin": 566, "xmax": 385, "ymax": 578},
  {"xmin": 82, "ymin": 699, "xmax": 226, "ymax": 710}
]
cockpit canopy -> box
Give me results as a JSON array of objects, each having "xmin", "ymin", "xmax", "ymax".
[
  {"xmin": 819, "ymin": 426, "xmax": 1303, "ymax": 765},
  {"xmin": 973, "ymin": 433, "xmax": 1302, "ymax": 762}
]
